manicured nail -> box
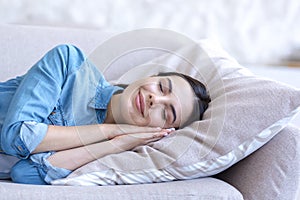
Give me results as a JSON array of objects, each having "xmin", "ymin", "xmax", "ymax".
[{"xmin": 166, "ymin": 128, "xmax": 175, "ymax": 132}]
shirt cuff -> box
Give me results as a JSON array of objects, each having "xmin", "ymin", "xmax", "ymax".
[
  {"xmin": 30, "ymin": 152, "xmax": 72, "ymax": 184},
  {"xmin": 19, "ymin": 121, "xmax": 48, "ymax": 155}
]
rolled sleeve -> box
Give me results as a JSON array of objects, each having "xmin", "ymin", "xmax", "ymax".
[
  {"xmin": 19, "ymin": 122, "xmax": 48, "ymax": 155},
  {"xmin": 1, "ymin": 122, "xmax": 48, "ymax": 159},
  {"xmin": 30, "ymin": 152, "xmax": 72, "ymax": 184}
]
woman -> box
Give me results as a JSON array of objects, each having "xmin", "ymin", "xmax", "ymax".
[{"xmin": 0, "ymin": 45, "xmax": 210, "ymax": 185}]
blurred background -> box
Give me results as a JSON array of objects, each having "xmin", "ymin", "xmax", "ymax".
[
  {"xmin": 0, "ymin": 0, "xmax": 299, "ymax": 126},
  {"xmin": 0, "ymin": 0, "xmax": 300, "ymax": 66}
]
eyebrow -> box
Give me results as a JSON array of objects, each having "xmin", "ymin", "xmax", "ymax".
[{"xmin": 167, "ymin": 78, "xmax": 176, "ymax": 124}]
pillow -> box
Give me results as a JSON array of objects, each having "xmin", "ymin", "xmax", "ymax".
[{"xmin": 52, "ymin": 30, "xmax": 300, "ymax": 186}]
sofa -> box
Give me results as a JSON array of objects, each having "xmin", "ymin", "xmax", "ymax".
[{"xmin": 0, "ymin": 24, "xmax": 299, "ymax": 200}]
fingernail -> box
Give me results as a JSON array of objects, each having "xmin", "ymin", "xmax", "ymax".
[
  {"xmin": 166, "ymin": 128, "xmax": 175, "ymax": 132},
  {"xmin": 163, "ymin": 132, "xmax": 169, "ymax": 137}
]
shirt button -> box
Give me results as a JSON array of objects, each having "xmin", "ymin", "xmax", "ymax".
[{"xmin": 17, "ymin": 146, "xmax": 23, "ymax": 151}]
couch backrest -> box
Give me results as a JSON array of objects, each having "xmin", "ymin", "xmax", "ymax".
[{"xmin": 0, "ymin": 24, "xmax": 111, "ymax": 81}]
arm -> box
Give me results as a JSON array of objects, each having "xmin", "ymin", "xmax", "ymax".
[
  {"xmin": 33, "ymin": 124, "xmax": 163, "ymax": 153},
  {"xmin": 47, "ymin": 129, "xmax": 170, "ymax": 171},
  {"xmin": 1, "ymin": 44, "xmax": 84, "ymax": 158}
]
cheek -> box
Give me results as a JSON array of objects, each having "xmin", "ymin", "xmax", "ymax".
[
  {"xmin": 124, "ymin": 97, "xmax": 150, "ymax": 126},
  {"xmin": 123, "ymin": 97, "xmax": 138, "ymax": 123},
  {"xmin": 129, "ymin": 113, "xmax": 150, "ymax": 126},
  {"xmin": 147, "ymin": 109, "xmax": 167, "ymax": 128},
  {"xmin": 128, "ymin": 108, "xmax": 166, "ymax": 128}
]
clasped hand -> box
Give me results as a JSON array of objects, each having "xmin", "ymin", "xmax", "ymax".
[{"xmin": 102, "ymin": 124, "xmax": 175, "ymax": 151}]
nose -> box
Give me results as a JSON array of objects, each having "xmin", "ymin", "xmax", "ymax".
[{"xmin": 147, "ymin": 93, "xmax": 169, "ymax": 107}]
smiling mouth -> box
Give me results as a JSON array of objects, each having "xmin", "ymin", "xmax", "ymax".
[{"xmin": 135, "ymin": 90, "xmax": 145, "ymax": 116}]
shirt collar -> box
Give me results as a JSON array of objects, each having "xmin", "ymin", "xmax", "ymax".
[{"xmin": 88, "ymin": 84, "xmax": 123, "ymax": 110}]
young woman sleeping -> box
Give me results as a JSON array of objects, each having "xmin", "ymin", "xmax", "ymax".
[{"xmin": 0, "ymin": 45, "xmax": 210, "ymax": 185}]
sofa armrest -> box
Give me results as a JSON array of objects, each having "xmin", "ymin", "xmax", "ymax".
[{"xmin": 216, "ymin": 124, "xmax": 300, "ymax": 200}]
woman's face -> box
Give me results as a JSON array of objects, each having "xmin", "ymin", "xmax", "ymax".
[{"xmin": 111, "ymin": 75, "xmax": 195, "ymax": 129}]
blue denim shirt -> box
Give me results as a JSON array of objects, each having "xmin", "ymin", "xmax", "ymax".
[{"xmin": 0, "ymin": 45, "xmax": 122, "ymax": 181}]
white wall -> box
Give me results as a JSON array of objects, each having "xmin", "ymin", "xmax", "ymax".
[{"xmin": 1, "ymin": 0, "xmax": 300, "ymax": 65}]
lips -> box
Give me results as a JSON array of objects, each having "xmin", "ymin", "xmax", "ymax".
[{"xmin": 135, "ymin": 90, "xmax": 145, "ymax": 116}]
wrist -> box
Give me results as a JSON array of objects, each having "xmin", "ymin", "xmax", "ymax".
[
  {"xmin": 110, "ymin": 137, "xmax": 126, "ymax": 152},
  {"xmin": 98, "ymin": 124, "xmax": 114, "ymax": 140}
]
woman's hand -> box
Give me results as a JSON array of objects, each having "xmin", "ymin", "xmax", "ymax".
[
  {"xmin": 111, "ymin": 128, "xmax": 174, "ymax": 151},
  {"xmin": 48, "ymin": 128, "xmax": 175, "ymax": 171},
  {"xmin": 101, "ymin": 124, "xmax": 166, "ymax": 139}
]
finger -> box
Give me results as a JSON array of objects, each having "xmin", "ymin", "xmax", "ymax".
[
  {"xmin": 116, "ymin": 124, "xmax": 162, "ymax": 134},
  {"xmin": 152, "ymin": 131, "xmax": 171, "ymax": 138},
  {"xmin": 146, "ymin": 137, "xmax": 163, "ymax": 144},
  {"xmin": 165, "ymin": 128, "xmax": 176, "ymax": 132},
  {"xmin": 124, "ymin": 130, "xmax": 166, "ymax": 140},
  {"xmin": 147, "ymin": 131, "xmax": 170, "ymax": 143},
  {"xmin": 162, "ymin": 128, "xmax": 176, "ymax": 136},
  {"xmin": 127, "ymin": 131, "xmax": 161, "ymax": 139},
  {"xmin": 151, "ymin": 128, "xmax": 175, "ymax": 138}
]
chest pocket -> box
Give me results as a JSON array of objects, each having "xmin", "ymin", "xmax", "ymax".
[{"xmin": 47, "ymin": 105, "xmax": 67, "ymax": 126}]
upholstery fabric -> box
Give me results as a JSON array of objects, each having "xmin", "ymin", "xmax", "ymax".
[
  {"xmin": 0, "ymin": 178, "xmax": 243, "ymax": 200},
  {"xmin": 216, "ymin": 124, "xmax": 300, "ymax": 200}
]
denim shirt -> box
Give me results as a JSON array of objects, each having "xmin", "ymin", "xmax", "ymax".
[{"xmin": 0, "ymin": 45, "xmax": 123, "ymax": 180}]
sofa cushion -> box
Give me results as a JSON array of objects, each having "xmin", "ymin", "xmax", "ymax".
[
  {"xmin": 0, "ymin": 178, "xmax": 243, "ymax": 200},
  {"xmin": 51, "ymin": 29, "xmax": 300, "ymax": 186},
  {"xmin": 216, "ymin": 124, "xmax": 300, "ymax": 200}
]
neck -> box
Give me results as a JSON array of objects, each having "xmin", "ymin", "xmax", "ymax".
[{"xmin": 104, "ymin": 94, "xmax": 119, "ymax": 124}]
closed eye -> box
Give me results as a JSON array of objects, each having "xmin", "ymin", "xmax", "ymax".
[
  {"xmin": 162, "ymin": 108, "xmax": 167, "ymax": 121},
  {"xmin": 159, "ymin": 81, "xmax": 163, "ymax": 93}
]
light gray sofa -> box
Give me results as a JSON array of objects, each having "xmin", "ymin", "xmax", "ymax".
[{"xmin": 0, "ymin": 24, "xmax": 299, "ymax": 200}]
